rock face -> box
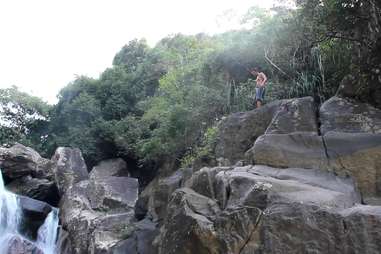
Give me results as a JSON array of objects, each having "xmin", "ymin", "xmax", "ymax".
[
  {"xmin": 18, "ymin": 195, "xmax": 54, "ymax": 240},
  {"xmin": 1, "ymin": 235, "xmax": 44, "ymax": 254},
  {"xmin": 137, "ymin": 168, "xmax": 193, "ymax": 222},
  {"xmin": 246, "ymin": 131, "xmax": 381, "ymax": 198},
  {"xmin": 265, "ymin": 96, "xmax": 318, "ymax": 135},
  {"xmin": 60, "ymin": 173, "xmax": 139, "ymax": 253},
  {"xmin": 52, "ymin": 147, "xmax": 89, "ymax": 195},
  {"xmin": 88, "ymin": 176, "xmax": 138, "ymax": 211},
  {"xmin": 214, "ymin": 100, "xmax": 282, "ymax": 164},
  {"xmin": 325, "ymin": 132, "xmax": 381, "ymax": 197},
  {"xmin": 246, "ymin": 133, "xmax": 328, "ymax": 170},
  {"xmin": 214, "ymin": 97, "xmax": 317, "ymax": 164},
  {"xmin": 0, "ymin": 143, "xmax": 54, "ymax": 181},
  {"xmin": 320, "ymin": 96, "xmax": 381, "ymax": 134},
  {"xmin": 7, "ymin": 176, "xmax": 58, "ymax": 205},
  {"xmin": 90, "ymin": 158, "xmax": 129, "ymax": 180},
  {"xmin": 156, "ymin": 165, "xmax": 376, "ymax": 254},
  {"xmin": 112, "ymin": 219, "xmax": 159, "ymax": 254}
]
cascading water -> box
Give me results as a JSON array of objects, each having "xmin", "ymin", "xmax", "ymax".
[
  {"xmin": 37, "ymin": 208, "xmax": 59, "ymax": 254},
  {"xmin": 0, "ymin": 170, "xmax": 21, "ymax": 252},
  {"xmin": 0, "ymin": 170, "xmax": 59, "ymax": 254}
]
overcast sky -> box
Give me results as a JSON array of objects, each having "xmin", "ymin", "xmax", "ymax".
[{"xmin": 0, "ymin": 0, "xmax": 275, "ymax": 104}]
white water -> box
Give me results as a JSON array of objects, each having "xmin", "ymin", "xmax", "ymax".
[
  {"xmin": 0, "ymin": 170, "xmax": 59, "ymax": 254},
  {"xmin": 0, "ymin": 171, "xmax": 21, "ymax": 249},
  {"xmin": 37, "ymin": 208, "xmax": 59, "ymax": 254}
]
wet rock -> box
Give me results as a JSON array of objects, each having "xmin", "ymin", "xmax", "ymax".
[
  {"xmin": 52, "ymin": 147, "xmax": 89, "ymax": 195},
  {"xmin": 56, "ymin": 228, "xmax": 75, "ymax": 254},
  {"xmin": 7, "ymin": 176, "xmax": 59, "ymax": 206},
  {"xmin": 1, "ymin": 235, "xmax": 43, "ymax": 254},
  {"xmin": 90, "ymin": 158, "xmax": 129, "ymax": 180},
  {"xmin": 18, "ymin": 196, "xmax": 54, "ymax": 241},
  {"xmin": 320, "ymin": 96, "xmax": 381, "ymax": 134}
]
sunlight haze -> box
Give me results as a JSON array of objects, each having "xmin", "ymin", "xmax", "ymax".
[{"xmin": 0, "ymin": 0, "xmax": 275, "ymax": 104}]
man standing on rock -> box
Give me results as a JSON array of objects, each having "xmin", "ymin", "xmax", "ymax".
[{"xmin": 250, "ymin": 68, "xmax": 267, "ymax": 108}]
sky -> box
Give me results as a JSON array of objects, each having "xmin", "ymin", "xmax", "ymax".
[{"xmin": 0, "ymin": 0, "xmax": 275, "ymax": 104}]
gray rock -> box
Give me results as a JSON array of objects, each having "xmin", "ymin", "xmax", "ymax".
[
  {"xmin": 18, "ymin": 196, "xmax": 54, "ymax": 241},
  {"xmin": 246, "ymin": 133, "xmax": 328, "ymax": 170},
  {"xmin": 212, "ymin": 166, "xmax": 359, "ymax": 214},
  {"xmin": 1, "ymin": 235, "xmax": 43, "ymax": 254},
  {"xmin": 184, "ymin": 166, "xmax": 232, "ymax": 200},
  {"xmin": 90, "ymin": 158, "xmax": 129, "ymax": 180},
  {"xmin": 52, "ymin": 147, "xmax": 89, "ymax": 195},
  {"xmin": 320, "ymin": 96, "xmax": 381, "ymax": 134},
  {"xmin": 7, "ymin": 176, "xmax": 58, "ymax": 205},
  {"xmin": 0, "ymin": 143, "xmax": 54, "ymax": 181},
  {"xmin": 139, "ymin": 168, "xmax": 193, "ymax": 222},
  {"xmin": 60, "ymin": 175, "xmax": 139, "ymax": 253},
  {"xmin": 112, "ymin": 219, "xmax": 159, "ymax": 254},
  {"xmin": 265, "ymin": 96, "xmax": 318, "ymax": 135},
  {"xmin": 88, "ymin": 176, "xmax": 138, "ymax": 211},
  {"xmin": 253, "ymin": 203, "xmax": 381, "ymax": 254},
  {"xmin": 160, "ymin": 165, "xmax": 379, "ymax": 254},
  {"xmin": 89, "ymin": 212, "xmax": 135, "ymax": 254},
  {"xmin": 214, "ymin": 100, "xmax": 282, "ymax": 164},
  {"xmin": 247, "ymin": 131, "xmax": 381, "ymax": 198},
  {"xmin": 56, "ymin": 228, "xmax": 75, "ymax": 254},
  {"xmin": 324, "ymin": 132, "xmax": 381, "ymax": 197}
]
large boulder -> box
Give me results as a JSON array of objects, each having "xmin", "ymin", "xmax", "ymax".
[
  {"xmin": 87, "ymin": 176, "xmax": 138, "ymax": 211},
  {"xmin": 320, "ymin": 96, "xmax": 381, "ymax": 134},
  {"xmin": 157, "ymin": 165, "xmax": 379, "ymax": 254},
  {"xmin": 60, "ymin": 175, "xmax": 139, "ymax": 253},
  {"xmin": 215, "ymin": 97, "xmax": 318, "ymax": 164},
  {"xmin": 52, "ymin": 147, "xmax": 89, "ymax": 195},
  {"xmin": 246, "ymin": 133, "xmax": 328, "ymax": 170},
  {"xmin": 90, "ymin": 158, "xmax": 129, "ymax": 180},
  {"xmin": 137, "ymin": 168, "xmax": 193, "ymax": 222},
  {"xmin": 265, "ymin": 96, "xmax": 318, "ymax": 135},
  {"xmin": 112, "ymin": 219, "xmax": 159, "ymax": 254},
  {"xmin": 0, "ymin": 235, "xmax": 44, "ymax": 254},
  {"xmin": 324, "ymin": 132, "xmax": 381, "ymax": 198},
  {"xmin": 247, "ymin": 132, "xmax": 381, "ymax": 198},
  {"xmin": 157, "ymin": 188, "xmax": 261, "ymax": 254},
  {"xmin": 252, "ymin": 202, "xmax": 381, "ymax": 254},
  {"xmin": 0, "ymin": 143, "xmax": 54, "ymax": 181},
  {"xmin": 7, "ymin": 176, "xmax": 59, "ymax": 206},
  {"xmin": 18, "ymin": 196, "xmax": 54, "ymax": 241},
  {"xmin": 214, "ymin": 100, "xmax": 282, "ymax": 164}
]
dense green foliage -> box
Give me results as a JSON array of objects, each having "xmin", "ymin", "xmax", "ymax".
[
  {"xmin": 2, "ymin": 0, "xmax": 379, "ymax": 172},
  {"xmin": 0, "ymin": 86, "xmax": 51, "ymax": 153}
]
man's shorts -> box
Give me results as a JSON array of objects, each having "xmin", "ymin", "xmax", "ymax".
[{"xmin": 255, "ymin": 86, "xmax": 265, "ymax": 102}]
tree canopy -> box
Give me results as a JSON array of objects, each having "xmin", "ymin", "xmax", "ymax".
[{"xmin": 3, "ymin": 0, "xmax": 380, "ymax": 174}]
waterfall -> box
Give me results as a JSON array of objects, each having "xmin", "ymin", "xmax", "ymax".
[
  {"xmin": 0, "ymin": 171, "xmax": 21, "ymax": 249},
  {"xmin": 0, "ymin": 170, "xmax": 59, "ymax": 254},
  {"xmin": 37, "ymin": 208, "xmax": 59, "ymax": 254}
]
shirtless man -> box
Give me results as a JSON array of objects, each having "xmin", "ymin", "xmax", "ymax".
[{"xmin": 250, "ymin": 69, "xmax": 267, "ymax": 108}]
